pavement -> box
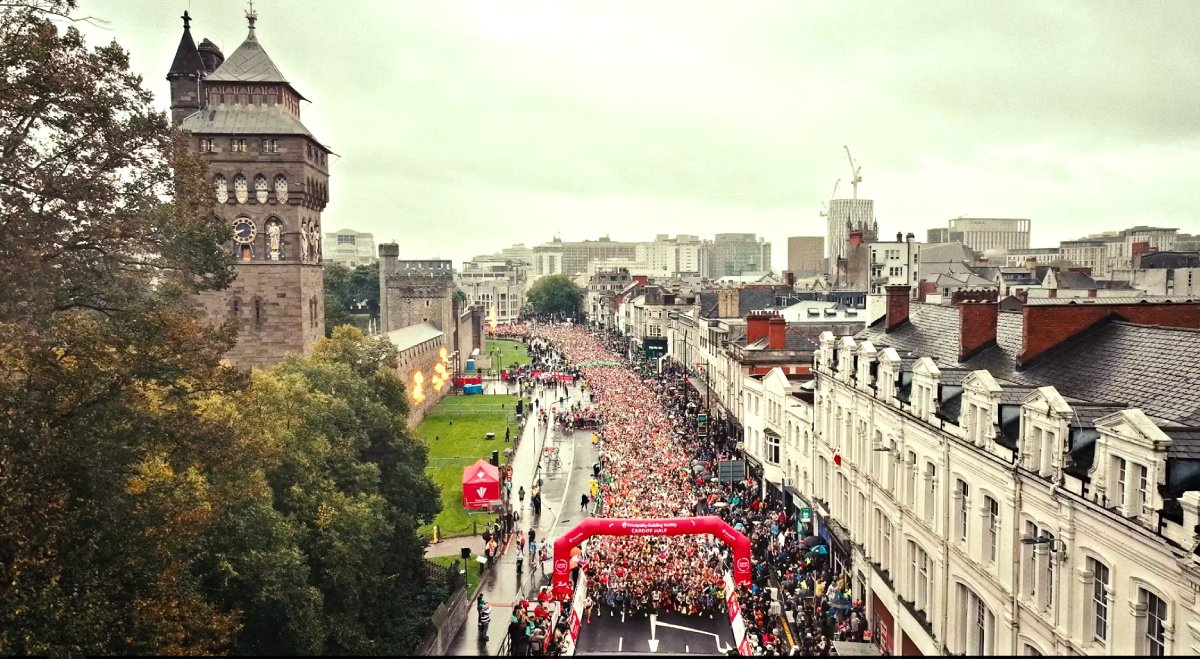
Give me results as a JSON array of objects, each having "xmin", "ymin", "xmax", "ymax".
[{"xmin": 441, "ymin": 379, "xmax": 598, "ymax": 656}]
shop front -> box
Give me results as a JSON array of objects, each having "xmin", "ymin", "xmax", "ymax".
[
  {"xmin": 783, "ymin": 485, "xmax": 814, "ymax": 537},
  {"xmin": 871, "ymin": 589, "xmax": 895, "ymax": 656},
  {"xmin": 813, "ymin": 511, "xmax": 854, "ymax": 577},
  {"xmin": 744, "ymin": 453, "xmax": 765, "ymax": 494}
]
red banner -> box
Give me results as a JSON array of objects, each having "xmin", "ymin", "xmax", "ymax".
[{"xmin": 551, "ymin": 516, "xmax": 752, "ymax": 600}]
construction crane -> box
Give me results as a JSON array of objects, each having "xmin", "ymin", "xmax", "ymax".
[
  {"xmin": 819, "ymin": 179, "xmax": 840, "ymax": 217},
  {"xmin": 843, "ymin": 145, "xmax": 862, "ymax": 200}
]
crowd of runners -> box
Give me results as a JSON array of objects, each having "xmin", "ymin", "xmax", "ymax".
[{"xmin": 491, "ymin": 322, "xmax": 863, "ymax": 656}]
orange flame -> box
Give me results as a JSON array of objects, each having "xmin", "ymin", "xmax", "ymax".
[{"xmin": 411, "ymin": 371, "xmax": 426, "ymax": 403}]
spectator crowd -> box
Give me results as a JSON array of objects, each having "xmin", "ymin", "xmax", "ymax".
[{"xmin": 490, "ymin": 323, "xmax": 867, "ymax": 656}]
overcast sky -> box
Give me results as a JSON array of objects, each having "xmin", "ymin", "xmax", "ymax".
[{"xmin": 79, "ymin": 0, "xmax": 1200, "ymax": 270}]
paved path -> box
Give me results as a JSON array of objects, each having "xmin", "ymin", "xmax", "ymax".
[{"xmin": 443, "ymin": 380, "xmax": 597, "ymax": 656}]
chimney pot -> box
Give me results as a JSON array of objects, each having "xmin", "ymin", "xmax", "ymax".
[{"xmin": 896, "ymin": 232, "xmax": 903, "ymax": 243}]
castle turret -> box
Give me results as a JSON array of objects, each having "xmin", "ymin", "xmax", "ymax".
[
  {"xmin": 166, "ymin": 11, "xmax": 205, "ymax": 125},
  {"xmin": 197, "ymin": 38, "xmax": 224, "ymax": 75},
  {"xmin": 379, "ymin": 243, "xmax": 399, "ymax": 332}
]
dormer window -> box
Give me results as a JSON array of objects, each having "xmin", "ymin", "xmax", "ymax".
[
  {"xmin": 1022, "ymin": 424, "xmax": 1056, "ymax": 477},
  {"xmin": 1112, "ymin": 456, "xmax": 1151, "ymax": 518},
  {"xmin": 967, "ymin": 402, "xmax": 991, "ymax": 446}
]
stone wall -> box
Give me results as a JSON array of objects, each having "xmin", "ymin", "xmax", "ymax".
[
  {"xmin": 384, "ymin": 272, "xmax": 455, "ymax": 334},
  {"xmin": 191, "ymin": 261, "xmax": 325, "ymax": 369}
]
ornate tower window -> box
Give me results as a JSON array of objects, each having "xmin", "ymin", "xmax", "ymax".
[
  {"xmin": 233, "ymin": 174, "xmax": 248, "ymax": 204},
  {"xmin": 274, "ymin": 174, "xmax": 288, "ymax": 204},
  {"xmin": 254, "ymin": 174, "xmax": 269, "ymax": 204},
  {"xmin": 214, "ymin": 174, "xmax": 227, "ymax": 203}
]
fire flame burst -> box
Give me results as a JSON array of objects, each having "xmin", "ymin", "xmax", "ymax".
[
  {"xmin": 429, "ymin": 347, "xmax": 452, "ymax": 393},
  {"xmin": 411, "ymin": 371, "xmax": 425, "ymax": 403}
]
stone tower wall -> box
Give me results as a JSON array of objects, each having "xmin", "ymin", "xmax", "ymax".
[{"xmin": 384, "ymin": 271, "xmax": 455, "ymax": 333}]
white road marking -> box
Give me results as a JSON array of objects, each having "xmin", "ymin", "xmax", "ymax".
[{"xmin": 618, "ymin": 636, "xmax": 623, "ymax": 652}]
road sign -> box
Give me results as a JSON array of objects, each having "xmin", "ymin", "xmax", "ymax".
[{"xmin": 718, "ymin": 459, "xmax": 746, "ymax": 484}]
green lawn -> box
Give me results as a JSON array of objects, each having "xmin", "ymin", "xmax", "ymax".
[
  {"xmin": 488, "ymin": 338, "xmax": 531, "ymax": 370},
  {"xmin": 417, "ymin": 395, "xmax": 521, "ymax": 538},
  {"xmin": 428, "ymin": 555, "xmax": 479, "ymax": 592}
]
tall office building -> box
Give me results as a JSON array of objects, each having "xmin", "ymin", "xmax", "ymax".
[
  {"xmin": 323, "ymin": 229, "xmax": 377, "ymax": 268},
  {"xmin": 532, "ymin": 236, "xmax": 640, "ymax": 277},
  {"xmin": 946, "ymin": 217, "xmax": 1031, "ymax": 254},
  {"xmin": 707, "ymin": 233, "xmax": 772, "ymax": 278},
  {"xmin": 787, "ymin": 236, "xmax": 825, "ymax": 274},
  {"xmin": 827, "ymin": 199, "xmax": 876, "ymax": 261}
]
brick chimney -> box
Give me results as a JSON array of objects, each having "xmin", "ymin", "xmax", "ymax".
[
  {"xmin": 1019, "ymin": 300, "xmax": 1200, "ymax": 367},
  {"xmin": 746, "ymin": 311, "xmax": 773, "ymax": 344},
  {"xmin": 918, "ymin": 280, "xmax": 936, "ymax": 302},
  {"xmin": 885, "ymin": 285, "xmax": 911, "ymax": 332},
  {"xmin": 1131, "ymin": 241, "xmax": 1152, "ymax": 268},
  {"xmin": 768, "ymin": 316, "xmax": 786, "ymax": 349},
  {"xmin": 958, "ymin": 300, "xmax": 999, "ymax": 361}
]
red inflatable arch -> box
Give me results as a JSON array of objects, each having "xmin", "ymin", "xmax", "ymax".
[{"xmin": 551, "ymin": 516, "xmax": 752, "ymax": 600}]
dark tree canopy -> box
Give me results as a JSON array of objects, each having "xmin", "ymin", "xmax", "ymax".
[
  {"xmin": 0, "ymin": 5, "xmax": 441, "ymax": 655},
  {"xmin": 324, "ymin": 262, "xmax": 380, "ymax": 336},
  {"xmin": 527, "ymin": 274, "xmax": 584, "ymax": 318}
]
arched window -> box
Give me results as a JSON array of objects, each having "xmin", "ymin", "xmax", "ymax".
[
  {"xmin": 214, "ymin": 174, "xmax": 228, "ymax": 203},
  {"xmin": 233, "ymin": 174, "xmax": 248, "ymax": 204},
  {"xmin": 274, "ymin": 174, "xmax": 288, "ymax": 204},
  {"xmin": 254, "ymin": 174, "xmax": 269, "ymax": 204}
]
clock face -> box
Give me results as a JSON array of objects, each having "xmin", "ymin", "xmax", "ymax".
[
  {"xmin": 233, "ymin": 175, "xmax": 248, "ymax": 204},
  {"xmin": 214, "ymin": 175, "xmax": 228, "ymax": 203},
  {"xmin": 274, "ymin": 175, "xmax": 288, "ymax": 204},
  {"xmin": 254, "ymin": 175, "xmax": 268, "ymax": 204},
  {"xmin": 233, "ymin": 218, "xmax": 256, "ymax": 244}
]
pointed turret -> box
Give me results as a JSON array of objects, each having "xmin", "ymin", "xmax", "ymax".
[
  {"xmin": 167, "ymin": 11, "xmax": 205, "ymax": 125},
  {"xmin": 197, "ymin": 38, "xmax": 224, "ymax": 75},
  {"xmin": 204, "ymin": 7, "xmax": 304, "ymax": 99}
]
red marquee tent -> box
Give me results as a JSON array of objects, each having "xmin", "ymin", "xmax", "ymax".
[{"xmin": 462, "ymin": 459, "xmax": 500, "ymax": 509}]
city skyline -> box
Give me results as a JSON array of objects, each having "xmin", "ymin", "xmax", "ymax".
[{"xmin": 81, "ymin": 0, "xmax": 1200, "ymax": 270}]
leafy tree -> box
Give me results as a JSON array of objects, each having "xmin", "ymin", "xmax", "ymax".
[
  {"xmin": 453, "ymin": 287, "xmax": 467, "ymax": 306},
  {"xmin": 526, "ymin": 274, "xmax": 583, "ymax": 317},
  {"xmin": 0, "ymin": 2, "xmax": 246, "ymax": 654},
  {"xmin": 203, "ymin": 327, "xmax": 440, "ymax": 654},
  {"xmin": 349, "ymin": 261, "xmax": 380, "ymax": 318},
  {"xmin": 323, "ymin": 263, "xmax": 354, "ymax": 335},
  {"xmin": 324, "ymin": 262, "xmax": 378, "ymax": 335},
  {"xmin": 0, "ymin": 4, "xmax": 442, "ymax": 656}
]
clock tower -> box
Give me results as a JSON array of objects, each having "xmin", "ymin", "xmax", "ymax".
[{"xmin": 167, "ymin": 8, "xmax": 329, "ymax": 368}]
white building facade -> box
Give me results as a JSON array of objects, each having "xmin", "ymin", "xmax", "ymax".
[
  {"xmin": 323, "ymin": 228, "xmax": 377, "ymax": 268},
  {"xmin": 779, "ymin": 320, "xmax": 1200, "ymax": 657},
  {"xmin": 456, "ymin": 258, "xmax": 526, "ymax": 325}
]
